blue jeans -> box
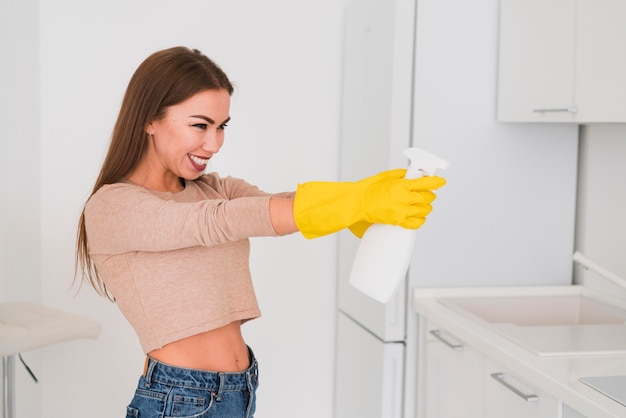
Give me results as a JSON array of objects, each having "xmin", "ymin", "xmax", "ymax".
[{"xmin": 125, "ymin": 347, "xmax": 259, "ymax": 418}]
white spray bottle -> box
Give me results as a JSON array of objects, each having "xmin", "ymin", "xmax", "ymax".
[{"xmin": 348, "ymin": 147, "xmax": 449, "ymax": 303}]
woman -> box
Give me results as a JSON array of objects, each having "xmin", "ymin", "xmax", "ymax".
[{"xmin": 75, "ymin": 46, "xmax": 445, "ymax": 417}]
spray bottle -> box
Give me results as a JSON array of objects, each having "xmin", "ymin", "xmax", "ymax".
[{"xmin": 348, "ymin": 147, "xmax": 449, "ymax": 303}]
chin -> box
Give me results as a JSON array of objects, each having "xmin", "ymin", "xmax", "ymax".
[{"xmin": 179, "ymin": 172, "xmax": 202, "ymax": 183}]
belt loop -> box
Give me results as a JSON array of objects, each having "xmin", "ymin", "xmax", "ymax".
[
  {"xmin": 144, "ymin": 357, "xmax": 157, "ymax": 388},
  {"xmin": 247, "ymin": 360, "xmax": 255, "ymax": 380},
  {"xmin": 215, "ymin": 372, "xmax": 225, "ymax": 401},
  {"xmin": 247, "ymin": 345, "xmax": 257, "ymax": 375},
  {"xmin": 245, "ymin": 364, "xmax": 257, "ymax": 418}
]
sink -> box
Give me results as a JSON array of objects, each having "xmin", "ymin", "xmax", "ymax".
[
  {"xmin": 439, "ymin": 294, "xmax": 626, "ymax": 357},
  {"xmin": 440, "ymin": 294, "xmax": 626, "ymax": 326},
  {"xmin": 579, "ymin": 375, "xmax": 626, "ymax": 407}
]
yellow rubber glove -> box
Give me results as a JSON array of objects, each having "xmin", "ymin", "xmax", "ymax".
[
  {"xmin": 294, "ymin": 169, "xmax": 446, "ymax": 239},
  {"xmin": 347, "ymin": 173, "xmax": 440, "ymax": 237}
]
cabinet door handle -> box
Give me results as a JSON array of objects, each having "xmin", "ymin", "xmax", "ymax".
[
  {"xmin": 429, "ymin": 330, "xmax": 463, "ymax": 351},
  {"xmin": 490, "ymin": 373, "xmax": 539, "ymax": 402},
  {"xmin": 532, "ymin": 107, "xmax": 578, "ymax": 113}
]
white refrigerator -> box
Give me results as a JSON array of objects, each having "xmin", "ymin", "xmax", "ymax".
[{"xmin": 334, "ymin": 0, "xmax": 579, "ymax": 417}]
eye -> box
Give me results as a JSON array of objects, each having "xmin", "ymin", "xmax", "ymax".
[
  {"xmin": 218, "ymin": 123, "xmax": 228, "ymax": 131},
  {"xmin": 192, "ymin": 123, "xmax": 207, "ymax": 130}
]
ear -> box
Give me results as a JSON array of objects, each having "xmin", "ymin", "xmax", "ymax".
[{"xmin": 146, "ymin": 122, "xmax": 155, "ymax": 136}]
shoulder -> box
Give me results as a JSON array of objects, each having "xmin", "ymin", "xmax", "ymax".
[
  {"xmin": 90, "ymin": 181, "xmax": 151, "ymax": 201},
  {"xmin": 85, "ymin": 182, "xmax": 155, "ymax": 213}
]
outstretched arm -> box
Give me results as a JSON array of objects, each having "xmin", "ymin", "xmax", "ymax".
[{"xmin": 269, "ymin": 197, "xmax": 299, "ymax": 235}]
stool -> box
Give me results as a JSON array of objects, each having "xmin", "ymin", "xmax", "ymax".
[{"xmin": 0, "ymin": 302, "xmax": 100, "ymax": 418}]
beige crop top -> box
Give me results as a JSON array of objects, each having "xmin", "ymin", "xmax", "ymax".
[{"xmin": 84, "ymin": 173, "xmax": 294, "ymax": 353}]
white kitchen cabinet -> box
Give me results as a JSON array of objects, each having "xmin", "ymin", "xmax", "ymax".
[
  {"xmin": 418, "ymin": 318, "xmax": 587, "ymax": 418},
  {"xmin": 497, "ymin": 0, "xmax": 626, "ymax": 123},
  {"xmin": 419, "ymin": 323, "xmax": 485, "ymax": 418}
]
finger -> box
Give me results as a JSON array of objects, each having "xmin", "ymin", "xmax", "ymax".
[
  {"xmin": 407, "ymin": 176, "xmax": 446, "ymax": 190},
  {"xmin": 348, "ymin": 221, "xmax": 371, "ymax": 238},
  {"xmin": 402, "ymin": 217, "xmax": 426, "ymax": 229},
  {"xmin": 408, "ymin": 203, "xmax": 433, "ymax": 217},
  {"xmin": 378, "ymin": 168, "xmax": 408, "ymax": 180},
  {"xmin": 406, "ymin": 190, "xmax": 436, "ymax": 205}
]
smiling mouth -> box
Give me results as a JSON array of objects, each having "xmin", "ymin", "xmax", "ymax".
[{"xmin": 189, "ymin": 154, "xmax": 210, "ymax": 171}]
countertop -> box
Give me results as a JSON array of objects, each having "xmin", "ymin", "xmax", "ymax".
[{"xmin": 412, "ymin": 285, "xmax": 626, "ymax": 418}]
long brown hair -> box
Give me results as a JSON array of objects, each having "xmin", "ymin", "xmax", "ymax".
[{"xmin": 75, "ymin": 46, "xmax": 234, "ymax": 299}]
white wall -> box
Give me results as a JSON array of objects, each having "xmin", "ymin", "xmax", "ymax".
[
  {"xmin": 0, "ymin": 0, "xmax": 41, "ymax": 303},
  {"xmin": 409, "ymin": 0, "xmax": 579, "ymax": 288},
  {"xmin": 575, "ymin": 125, "xmax": 626, "ymax": 296},
  {"xmin": 0, "ymin": 0, "xmax": 42, "ymax": 415},
  {"xmin": 2, "ymin": 0, "xmax": 349, "ymax": 417}
]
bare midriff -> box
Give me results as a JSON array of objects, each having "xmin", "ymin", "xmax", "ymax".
[{"xmin": 148, "ymin": 320, "xmax": 250, "ymax": 372}]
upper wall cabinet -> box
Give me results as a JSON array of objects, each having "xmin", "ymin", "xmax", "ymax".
[{"xmin": 497, "ymin": 0, "xmax": 626, "ymax": 123}]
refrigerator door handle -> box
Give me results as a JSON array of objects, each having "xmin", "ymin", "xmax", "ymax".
[{"xmin": 430, "ymin": 329, "xmax": 464, "ymax": 351}]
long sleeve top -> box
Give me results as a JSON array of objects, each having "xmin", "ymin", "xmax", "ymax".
[{"xmin": 84, "ymin": 173, "xmax": 294, "ymax": 353}]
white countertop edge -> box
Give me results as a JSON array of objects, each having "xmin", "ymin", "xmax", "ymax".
[{"xmin": 413, "ymin": 284, "xmax": 582, "ymax": 298}]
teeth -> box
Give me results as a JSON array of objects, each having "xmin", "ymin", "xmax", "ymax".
[{"xmin": 190, "ymin": 155, "xmax": 209, "ymax": 165}]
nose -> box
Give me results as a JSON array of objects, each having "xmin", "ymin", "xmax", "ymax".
[{"xmin": 201, "ymin": 132, "xmax": 223, "ymax": 154}]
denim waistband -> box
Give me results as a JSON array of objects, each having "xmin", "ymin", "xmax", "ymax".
[{"xmin": 143, "ymin": 347, "xmax": 258, "ymax": 391}]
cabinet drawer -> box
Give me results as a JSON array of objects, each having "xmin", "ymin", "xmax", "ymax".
[{"xmin": 484, "ymin": 363, "xmax": 561, "ymax": 418}]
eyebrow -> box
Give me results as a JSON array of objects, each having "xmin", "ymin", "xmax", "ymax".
[{"xmin": 190, "ymin": 115, "xmax": 231, "ymax": 125}]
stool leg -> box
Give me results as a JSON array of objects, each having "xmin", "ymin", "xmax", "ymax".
[{"xmin": 2, "ymin": 355, "xmax": 15, "ymax": 418}]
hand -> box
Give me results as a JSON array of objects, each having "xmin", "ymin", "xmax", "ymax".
[
  {"xmin": 349, "ymin": 173, "xmax": 445, "ymax": 237},
  {"xmin": 294, "ymin": 169, "xmax": 446, "ymax": 239}
]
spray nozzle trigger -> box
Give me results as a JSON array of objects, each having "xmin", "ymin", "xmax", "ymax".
[{"xmin": 403, "ymin": 147, "xmax": 450, "ymax": 178}]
